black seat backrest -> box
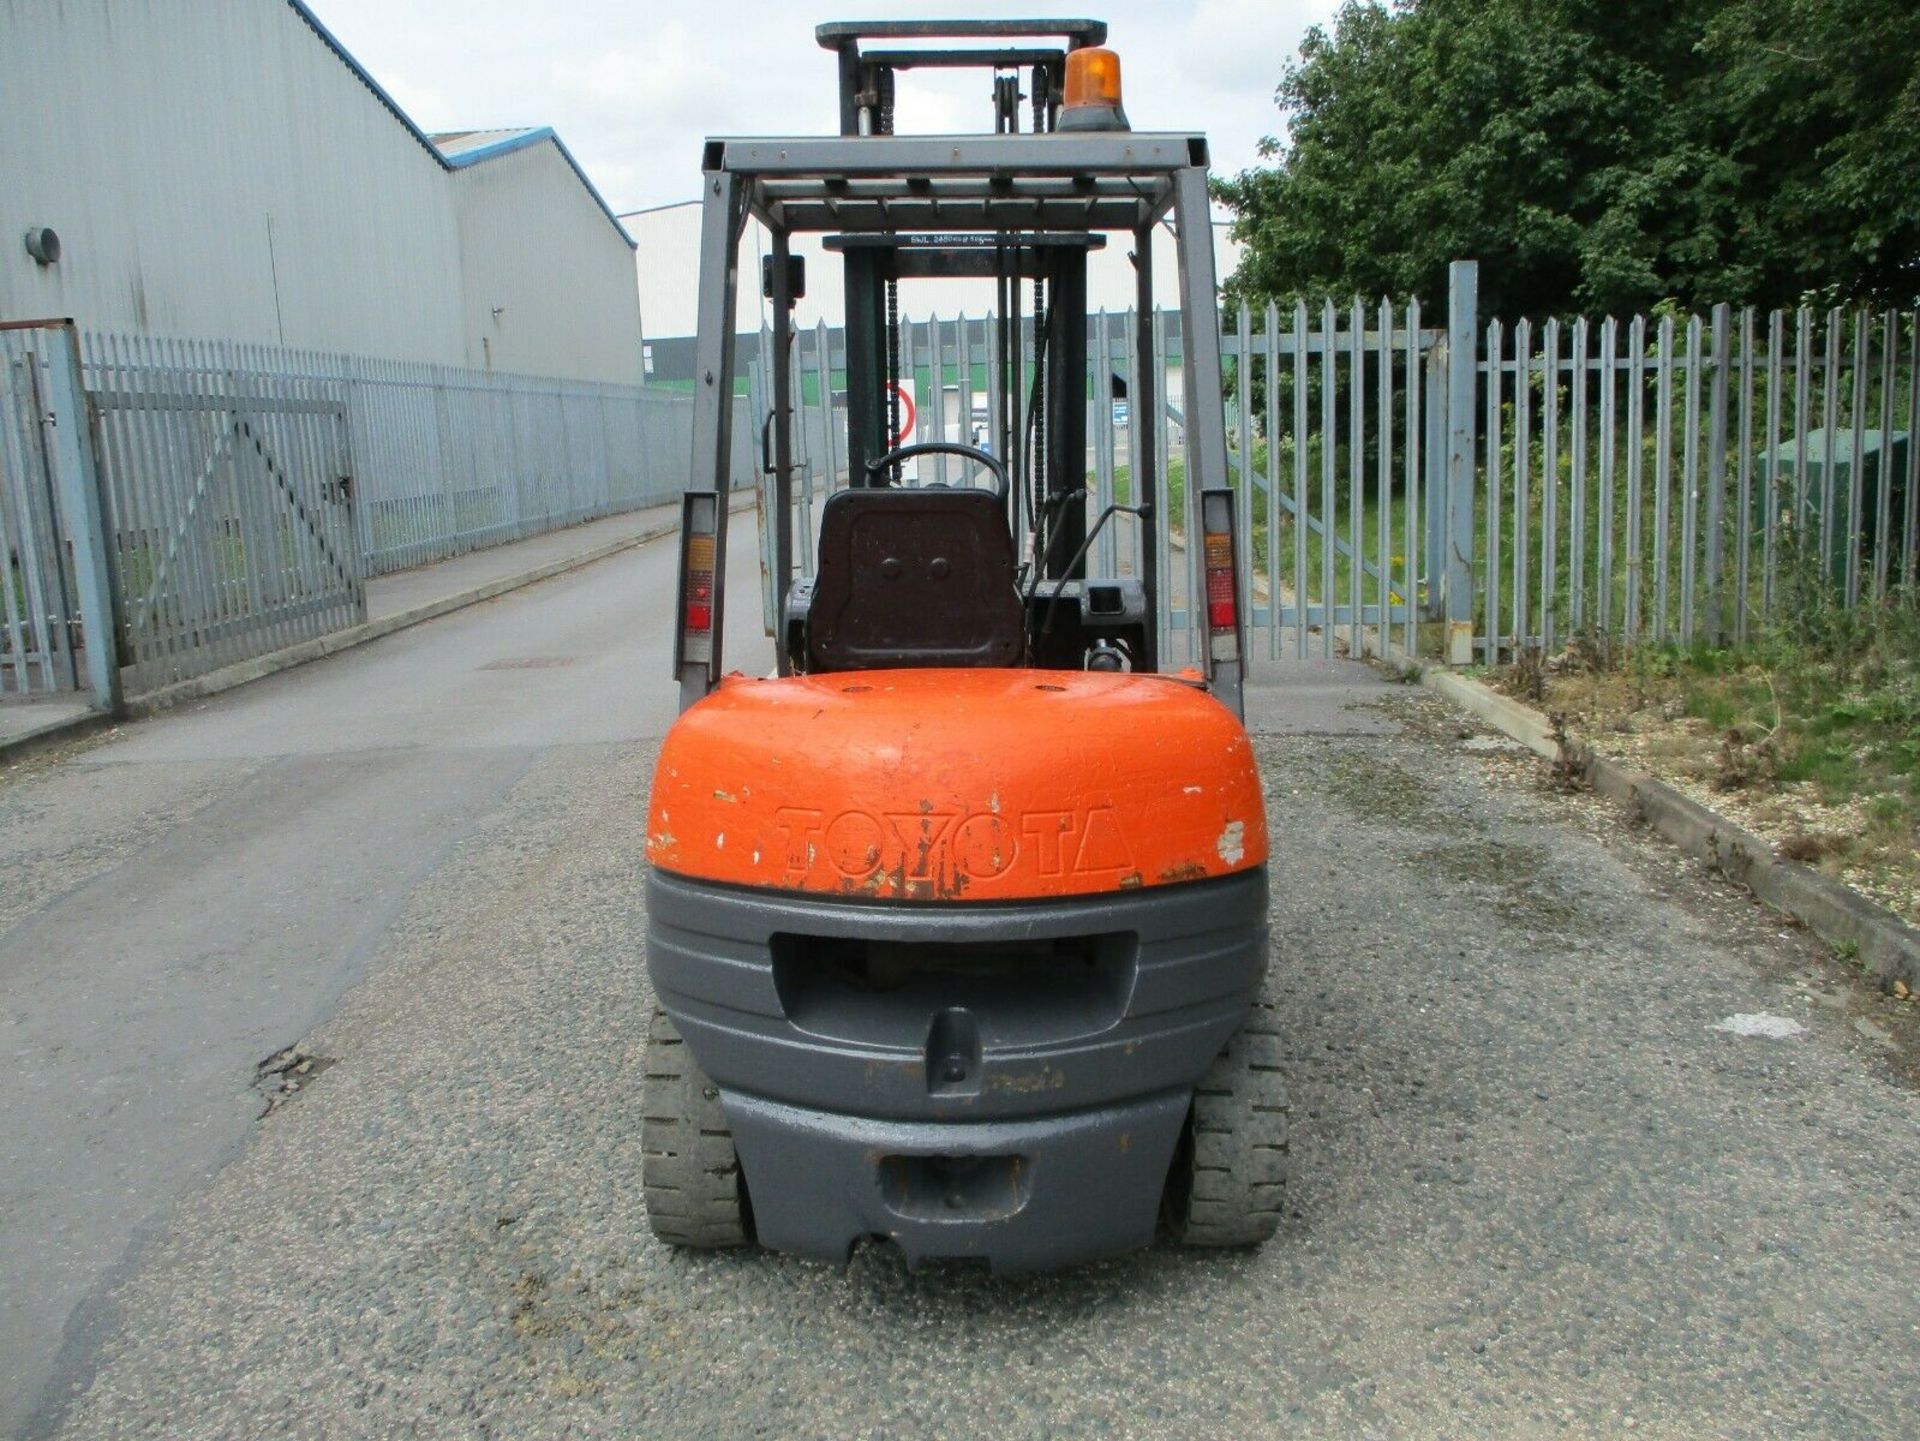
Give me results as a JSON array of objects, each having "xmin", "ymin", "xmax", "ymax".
[{"xmin": 806, "ymin": 486, "xmax": 1023, "ymax": 671}]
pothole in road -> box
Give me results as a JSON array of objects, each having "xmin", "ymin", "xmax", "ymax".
[{"xmin": 256, "ymin": 1045, "xmax": 336, "ymax": 1112}]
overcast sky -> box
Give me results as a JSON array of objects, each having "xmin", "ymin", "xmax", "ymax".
[{"xmin": 308, "ymin": 0, "xmax": 1340, "ymax": 216}]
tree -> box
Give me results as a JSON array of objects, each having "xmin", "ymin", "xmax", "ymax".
[
  {"xmin": 1699, "ymin": 0, "xmax": 1920, "ymax": 306},
  {"xmin": 1217, "ymin": 0, "xmax": 1920, "ymax": 319}
]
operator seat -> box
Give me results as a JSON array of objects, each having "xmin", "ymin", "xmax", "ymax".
[{"xmin": 805, "ymin": 485, "xmax": 1023, "ymax": 671}]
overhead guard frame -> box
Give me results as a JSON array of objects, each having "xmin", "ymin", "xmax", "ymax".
[{"xmin": 680, "ymin": 132, "xmax": 1230, "ymax": 713}]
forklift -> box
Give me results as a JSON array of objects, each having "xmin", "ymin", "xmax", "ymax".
[{"xmin": 643, "ymin": 18, "xmax": 1282, "ymax": 1271}]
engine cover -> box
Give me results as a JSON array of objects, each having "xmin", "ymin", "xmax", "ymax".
[{"xmin": 646, "ymin": 668, "xmax": 1267, "ymax": 902}]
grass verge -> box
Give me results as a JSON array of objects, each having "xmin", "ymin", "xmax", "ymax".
[{"xmin": 1496, "ymin": 597, "xmax": 1920, "ymax": 925}]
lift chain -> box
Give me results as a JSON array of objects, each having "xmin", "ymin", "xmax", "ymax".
[
  {"xmin": 1028, "ymin": 64, "xmax": 1051, "ymax": 564},
  {"xmin": 1030, "ymin": 277, "xmax": 1046, "ymax": 551},
  {"xmin": 877, "ymin": 64, "xmax": 900, "ymax": 484},
  {"xmin": 886, "ymin": 273, "xmax": 902, "ymax": 484}
]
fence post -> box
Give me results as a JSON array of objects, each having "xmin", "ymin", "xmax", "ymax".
[
  {"xmin": 1705, "ymin": 303, "xmax": 1730, "ymax": 643},
  {"xmin": 1424, "ymin": 345, "xmax": 1446, "ymax": 621},
  {"xmin": 1443, "ymin": 260, "xmax": 1479, "ymax": 663},
  {"xmin": 343, "ymin": 355, "xmax": 374, "ymax": 567},
  {"xmin": 42, "ymin": 325, "xmax": 123, "ymax": 714}
]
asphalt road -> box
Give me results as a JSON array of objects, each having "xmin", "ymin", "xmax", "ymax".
[
  {"xmin": 0, "ymin": 512, "xmax": 769, "ymax": 1439},
  {"xmin": 5, "ymin": 527, "xmax": 1920, "ymax": 1437}
]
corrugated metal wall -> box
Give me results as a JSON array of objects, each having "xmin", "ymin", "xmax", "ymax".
[
  {"xmin": 1, "ymin": 0, "xmax": 465, "ymax": 360},
  {"xmin": 452, "ymin": 140, "xmax": 644, "ymax": 385}
]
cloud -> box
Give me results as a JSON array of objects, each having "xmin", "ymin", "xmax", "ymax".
[
  {"xmin": 1181, "ymin": 0, "xmax": 1327, "ymax": 92},
  {"xmin": 549, "ymin": 23, "xmax": 723, "ymax": 117},
  {"xmin": 304, "ymin": 0, "xmax": 1337, "ymax": 210}
]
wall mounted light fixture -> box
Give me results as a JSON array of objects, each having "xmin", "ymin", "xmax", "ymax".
[{"xmin": 24, "ymin": 226, "xmax": 61, "ymax": 266}]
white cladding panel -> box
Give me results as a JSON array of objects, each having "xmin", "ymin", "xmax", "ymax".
[
  {"xmin": 0, "ymin": 0, "xmax": 466, "ymax": 360},
  {"xmin": 629, "ymin": 200, "xmax": 1242, "ymax": 340},
  {"xmin": 452, "ymin": 142, "xmax": 642, "ymax": 384}
]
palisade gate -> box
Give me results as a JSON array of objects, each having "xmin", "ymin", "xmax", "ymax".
[
  {"xmin": 757, "ymin": 260, "xmax": 1920, "ymax": 668},
  {"xmin": 0, "ymin": 320, "xmax": 738, "ymax": 712}
]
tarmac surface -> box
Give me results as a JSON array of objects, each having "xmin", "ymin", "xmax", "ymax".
[{"xmin": 5, "ymin": 522, "xmax": 1920, "ymax": 1438}]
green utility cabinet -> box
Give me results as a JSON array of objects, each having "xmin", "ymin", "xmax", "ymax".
[{"xmin": 1755, "ymin": 428, "xmax": 1911, "ymax": 574}]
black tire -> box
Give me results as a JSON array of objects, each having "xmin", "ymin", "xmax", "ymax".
[
  {"xmin": 642, "ymin": 1007, "xmax": 754, "ymax": 1249},
  {"xmin": 1164, "ymin": 980, "xmax": 1290, "ymax": 1247}
]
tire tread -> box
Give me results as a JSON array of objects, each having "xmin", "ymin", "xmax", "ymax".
[
  {"xmin": 1167, "ymin": 985, "xmax": 1291, "ymax": 1248},
  {"xmin": 641, "ymin": 1008, "xmax": 753, "ymax": 1249}
]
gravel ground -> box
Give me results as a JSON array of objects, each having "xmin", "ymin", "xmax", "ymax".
[{"xmin": 40, "ymin": 682, "xmax": 1920, "ymax": 1440}]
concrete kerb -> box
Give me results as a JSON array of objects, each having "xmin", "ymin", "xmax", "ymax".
[
  {"xmin": 1357, "ymin": 629, "xmax": 1920, "ymax": 993},
  {"xmin": 0, "ymin": 708, "xmax": 117, "ymax": 769},
  {"xmin": 0, "ymin": 494, "xmax": 756, "ymax": 755}
]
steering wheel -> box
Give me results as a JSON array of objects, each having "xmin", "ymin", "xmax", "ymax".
[{"xmin": 864, "ymin": 443, "xmax": 1010, "ymax": 502}]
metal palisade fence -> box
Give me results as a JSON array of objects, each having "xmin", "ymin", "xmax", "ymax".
[
  {"xmin": 1, "ymin": 325, "xmax": 103, "ymax": 696},
  {"xmin": 1217, "ymin": 297, "xmax": 1445, "ymax": 663},
  {"xmin": 755, "ymin": 301, "xmax": 1451, "ymax": 666},
  {"xmin": 1, "ymin": 330, "xmax": 68, "ymax": 694},
  {"xmin": 0, "ymin": 319, "xmax": 737, "ymax": 704},
  {"xmin": 1481, "ymin": 302, "xmax": 1920, "ymax": 660},
  {"xmin": 83, "ymin": 333, "xmax": 365, "ymax": 697},
  {"xmin": 8, "ymin": 266, "xmax": 1916, "ymax": 710},
  {"xmin": 82, "ymin": 336, "xmax": 709, "ymax": 587},
  {"xmin": 764, "ymin": 265, "xmax": 1918, "ymax": 667},
  {"xmin": 336, "ymin": 353, "xmax": 700, "ymax": 576}
]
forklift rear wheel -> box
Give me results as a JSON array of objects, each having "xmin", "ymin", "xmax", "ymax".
[
  {"xmin": 642, "ymin": 1007, "xmax": 754, "ymax": 1248},
  {"xmin": 1164, "ymin": 980, "xmax": 1289, "ymax": 1247}
]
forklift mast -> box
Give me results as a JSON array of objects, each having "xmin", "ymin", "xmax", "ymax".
[{"xmin": 675, "ymin": 18, "xmax": 1243, "ymax": 713}]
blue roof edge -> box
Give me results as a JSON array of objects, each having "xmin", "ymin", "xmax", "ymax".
[{"xmin": 283, "ymin": 0, "xmax": 634, "ymax": 249}]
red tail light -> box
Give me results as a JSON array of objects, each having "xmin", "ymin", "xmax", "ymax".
[
  {"xmin": 684, "ymin": 536, "xmax": 715, "ymax": 637},
  {"xmin": 676, "ymin": 492, "xmax": 720, "ymax": 672},
  {"xmin": 1200, "ymin": 488, "xmax": 1241, "ymax": 659},
  {"xmin": 1205, "ymin": 531, "xmax": 1236, "ymax": 630}
]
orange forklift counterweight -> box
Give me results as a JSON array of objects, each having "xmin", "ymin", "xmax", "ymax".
[{"xmin": 647, "ymin": 668, "xmax": 1267, "ymax": 903}]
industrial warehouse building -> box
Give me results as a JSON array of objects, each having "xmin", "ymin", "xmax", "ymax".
[
  {"xmin": 0, "ymin": 0, "xmax": 735, "ymax": 721},
  {"xmin": 0, "ymin": 0, "xmax": 643, "ymax": 385}
]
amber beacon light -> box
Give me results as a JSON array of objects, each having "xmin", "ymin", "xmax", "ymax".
[{"xmin": 1059, "ymin": 45, "xmax": 1129, "ymax": 131}]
